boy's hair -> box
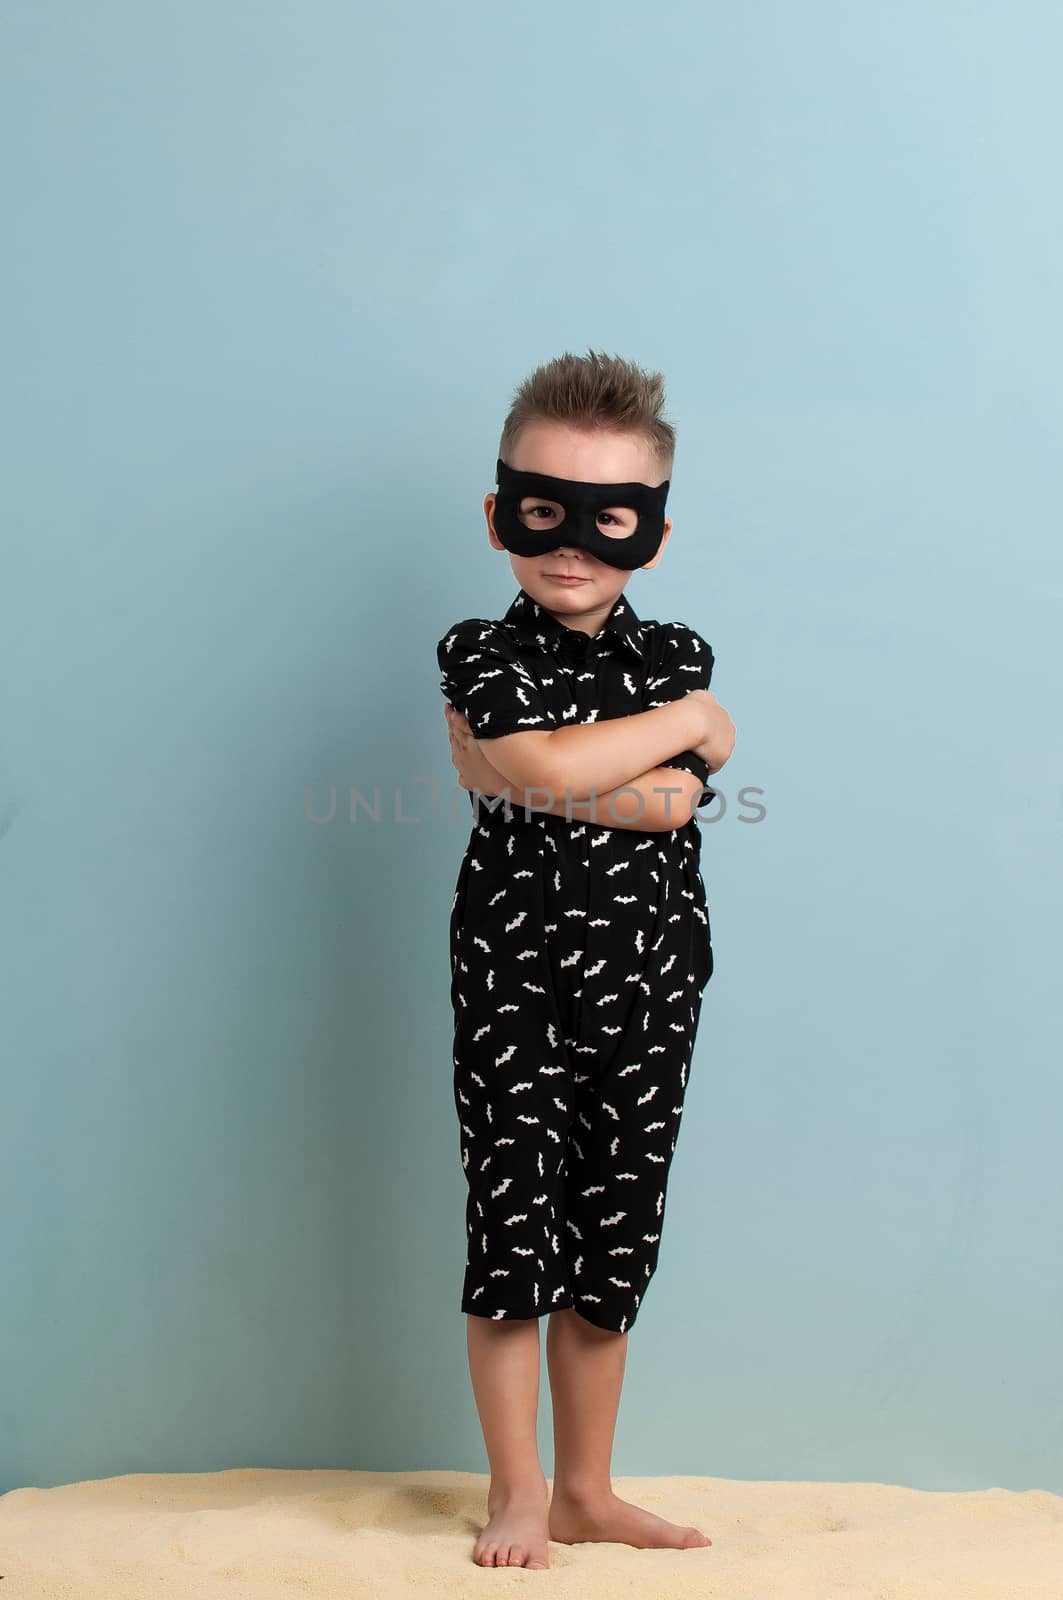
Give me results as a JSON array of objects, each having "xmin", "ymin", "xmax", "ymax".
[{"xmin": 497, "ymin": 348, "xmax": 676, "ymax": 483}]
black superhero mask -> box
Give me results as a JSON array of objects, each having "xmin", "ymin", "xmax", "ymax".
[{"xmin": 492, "ymin": 457, "xmax": 670, "ymax": 571}]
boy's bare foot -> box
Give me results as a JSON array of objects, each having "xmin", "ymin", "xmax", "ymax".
[
  {"xmin": 548, "ymin": 1487, "xmax": 712, "ymax": 1551},
  {"xmin": 475, "ymin": 1479, "xmax": 551, "ymax": 1569}
]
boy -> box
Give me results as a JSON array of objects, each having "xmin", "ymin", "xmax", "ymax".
[{"xmin": 436, "ymin": 350, "xmax": 735, "ymax": 1570}]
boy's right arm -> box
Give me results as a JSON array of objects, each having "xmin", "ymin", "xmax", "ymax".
[{"xmin": 479, "ymin": 702, "xmax": 709, "ymax": 801}]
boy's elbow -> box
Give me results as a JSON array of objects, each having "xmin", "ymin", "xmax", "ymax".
[
  {"xmin": 651, "ymin": 772, "xmax": 703, "ymax": 830},
  {"xmin": 478, "ymin": 730, "xmax": 561, "ymax": 796},
  {"xmin": 644, "ymin": 801, "xmax": 693, "ymax": 832}
]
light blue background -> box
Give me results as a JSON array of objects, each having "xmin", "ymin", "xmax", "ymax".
[{"xmin": 1, "ymin": 1, "xmax": 1060, "ymax": 1498}]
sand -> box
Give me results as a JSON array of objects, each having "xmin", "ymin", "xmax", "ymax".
[{"xmin": 1, "ymin": 1467, "xmax": 1060, "ymax": 1598}]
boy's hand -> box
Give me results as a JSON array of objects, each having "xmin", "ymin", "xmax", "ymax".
[
  {"xmin": 686, "ymin": 688, "xmax": 736, "ymax": 775},
  {"xmin": 444, "ymin": 703, "xmax": 510, "ymax": 795}
]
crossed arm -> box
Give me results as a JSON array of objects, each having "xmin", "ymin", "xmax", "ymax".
[{"xmin": 445, "ymin": 696, "xmax": 712, "ymax": 833}]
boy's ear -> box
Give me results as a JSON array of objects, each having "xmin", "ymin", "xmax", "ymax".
[
  {"xmin": 640, "ymin": 518, "xmax": 672, "ymax": 570},
  {"xmin": 484, "ymin": 492, "xmax": 505, "ymax": 550}
]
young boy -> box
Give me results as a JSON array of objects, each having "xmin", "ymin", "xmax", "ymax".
[{"xmin": 436, "ymin": 350, "xmax": 735, "ymax": 1571}]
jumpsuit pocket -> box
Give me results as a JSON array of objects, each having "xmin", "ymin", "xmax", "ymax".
[
  {"xmin": 689, "ymin": 909, "xmax": 713, "ymax": 992},
  {"xmin": 449, "ymin": 849, "xmax": 473, "ymax": 1010},
  {"xmin": 686, "ymin": 858, "xmax": 714, "ymax": 991}
]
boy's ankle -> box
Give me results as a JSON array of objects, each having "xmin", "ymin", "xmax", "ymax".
[
  {"xmin": 488, "ymin": 1468, "xmax": 548, "ymax": 1503},
  {"xmin": 549, "ymin": 1476, "xmax": 612, "ymax": 1506}
]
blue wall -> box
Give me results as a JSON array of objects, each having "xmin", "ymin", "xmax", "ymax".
[{"xmin": 2, "ymin": 1, "xmax": 1059, "ymax": 1494}]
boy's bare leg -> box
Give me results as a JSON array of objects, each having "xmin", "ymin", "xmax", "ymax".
[
  {"xmin": 465, "ymin": 1314, "xmax": 551, "ymax": 1569},
  {"xmin": 545, "ymin": 1308, "xmax": 712, "ymax": 1550}
]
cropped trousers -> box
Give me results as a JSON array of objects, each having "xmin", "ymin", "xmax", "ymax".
[{"xmin": 449, "ymin": 817, "xmax": 711, "ymax": 1335}]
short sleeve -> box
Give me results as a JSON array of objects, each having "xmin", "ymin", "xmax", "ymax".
[
  {"xmin": 436, "ymin": 619, "xmax": 556, "ymax": 739},
  {"xmin": 646, "ymin": 623, "xmax": 717, "ymax": 808}
]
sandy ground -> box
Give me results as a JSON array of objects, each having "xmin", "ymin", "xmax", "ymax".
[{"xmin": 1, "ymin": 1467, "xmax": 1060, "ymax": 1598}]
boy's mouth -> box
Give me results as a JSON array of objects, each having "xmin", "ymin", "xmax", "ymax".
[{"xmin": 544, "ymin": 573, "xmax": 590, "ymax": 585}]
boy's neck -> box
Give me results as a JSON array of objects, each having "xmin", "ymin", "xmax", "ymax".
[{"xmin": 522, "ymin": 585, "xmax": 628, "ymax": 640}]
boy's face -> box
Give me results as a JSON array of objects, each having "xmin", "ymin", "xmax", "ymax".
[{"xmin": 483, "ymin": 421, "xmax": 673, "ymax": 632}]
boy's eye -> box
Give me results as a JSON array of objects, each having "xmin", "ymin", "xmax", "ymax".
[
  {"xmin": 517, "ymin": 500, "xmax": 564, "ymax": 529},
  {"xmin": 597, "ymin": 510, "xmax": 637, "ymax": 536},
  {"xmin": 515, "ymin": 500, "xmax": 637, "ymax": 535}
]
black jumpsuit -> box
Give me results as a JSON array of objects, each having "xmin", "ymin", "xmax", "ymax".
[{"xmin": 437, "ymin": 586, "xmax": 715, "ymax": 1334}]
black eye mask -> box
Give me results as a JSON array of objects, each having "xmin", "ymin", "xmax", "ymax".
[{"xmin": 493, "ymin": 457, "xmax": 670, "ymax": 571}]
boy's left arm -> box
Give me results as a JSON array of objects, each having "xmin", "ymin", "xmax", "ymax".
[
  {"xmin": 557, "ymin": 766, "xmax": 706, "ymax": 829},
  {"xmin": 583, "ymin": 623, "xmax": 719, "ymax": 827},
  {"xmin": 643, "ymin": 622, "xmax": 718, "ymax": 810},
  {"xmin": 446, "ymin": 707, "xmax": 706, "ymax": 831}
]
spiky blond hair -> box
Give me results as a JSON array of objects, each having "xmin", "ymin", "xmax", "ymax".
[{"xmin": 497, "ymin": 348, "xmax": 676, "ymax": 482}]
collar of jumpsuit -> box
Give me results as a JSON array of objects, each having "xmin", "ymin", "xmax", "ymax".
[{"xmin": 501, "ymin": 585, "xmax": 646, "ymax": 667}]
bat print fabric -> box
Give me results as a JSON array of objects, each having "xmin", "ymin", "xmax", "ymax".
[{"xmin": 437, "ymin": 586, "xmax": 715, "ymax": 1332}]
